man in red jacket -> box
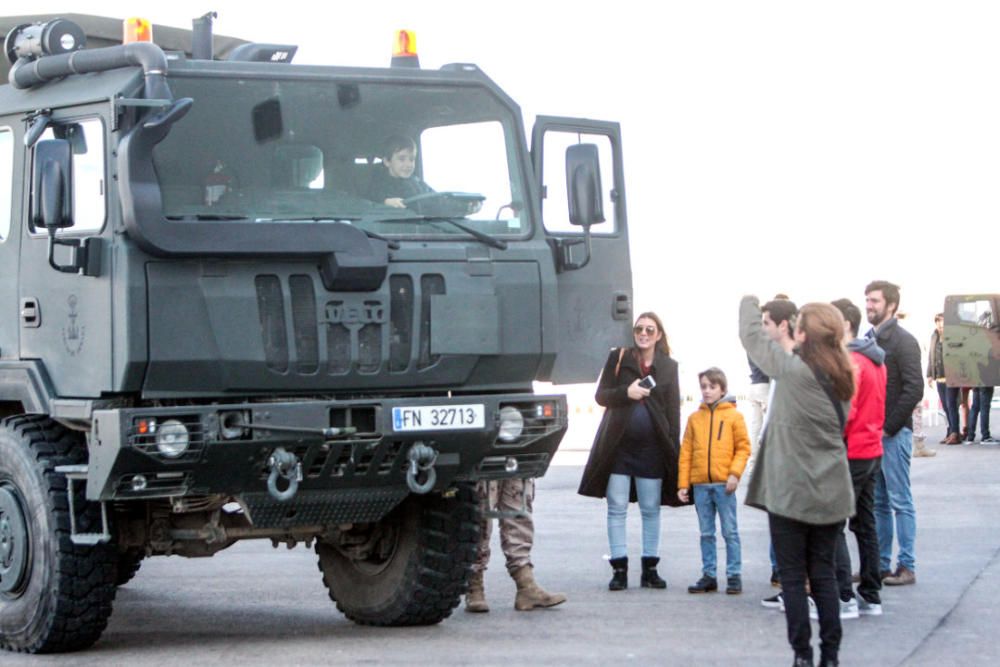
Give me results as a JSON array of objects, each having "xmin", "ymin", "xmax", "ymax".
[{"xmin": 831, "ymin": 299, "xmax": 887, "ymax": 618}]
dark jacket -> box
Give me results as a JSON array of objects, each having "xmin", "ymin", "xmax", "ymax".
[
  {"xmin": 578, "ymin": 347, "xmax": 686, "ymax": 506},
  {"xmin": 366, "ymin": 167, "xmax": 432, "ymax": 204},
  {"xmin": 927, "ymin": 329, "xmax": 945, "ymax": 380},
  {"xmin": 873, "ymin": 318, "xmax": 923, "ymax": 437}
]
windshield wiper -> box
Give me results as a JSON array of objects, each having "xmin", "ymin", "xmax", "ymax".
[
  {"xmin": 264, "ymin": 217, "xmax": 401, "ymax": 249},
  {"xmin": 376, "ymin": 216, "xmax": 508, "ymax": 250},
  {"xmin": 166, "ymin": 214, "xmax": 249, "ymax": 221}
]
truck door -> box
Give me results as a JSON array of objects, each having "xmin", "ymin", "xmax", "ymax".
[
  {"xmin": 944, "ymin": 294, "xmax": 1000, "ymax": 388},
  {"xmin": 531, "ymin": 117, "xmax": 633, "ymax": 383},
  {"xmin": 0, "ymin": 118, "xmax": 20, "ymax": 363},
  {"xmin": 18, "ymin": 108, "xmax": 112, "ymax": 396}
]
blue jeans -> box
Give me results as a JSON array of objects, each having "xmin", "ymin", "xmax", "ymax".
[
  {"xmin": 874, "ymin": 428, "xmax": 916, "ymax": 571},
  {"xmin": 969, "ymin": 387, "xmax": 994, "ymax": 439},
  {"xmin": 693, "ymin": 483, "xmax": 741, "ymax": 578},
  {"xmin": 606, "ymin": 474, "xmax": 662, "ymax": 559},
  {"xmin": 937, "ymin": 381, "xmax": 960, "ymax": 436}
]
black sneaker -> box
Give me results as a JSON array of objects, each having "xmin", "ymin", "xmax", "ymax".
[
  {"xmin": 687, "ymin": 575, "xmax": 718, "ymax": 593},
  {"xmin": 726, "ymin": 576, "xmax": 742, "ymax": 594},
  {"xmin": 761, "ymin": 592, "xmax": 784, "ymax": 610}
]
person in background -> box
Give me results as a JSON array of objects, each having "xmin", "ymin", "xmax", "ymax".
[
  {"xmin": 678, "ymin": 367, "xmax": 751, "ymax": 595},
  {"xmin": 831, "ymin": 299, "xmax": 886, "ymax": 619},
  {"xmin": 578, "ymin": 312, "xmax": 684, "ymax": 591},
  {"xmin": 967, "ymin": 386, "xmax": 997, "ymax": 443},
  {"xmin": 741, "ymin": 297, "xmax": 855, "ymax": 667},
  {"xmin": 927, "ymin": 313, "xmax": 961, "ymax": 445},
  {"xmin": 865, "ymin": 281, "xmax": 923, "ymax": 587},
  {"xmin": 465, "ymin": 479, "xmax": 567, "ymax": 613}
]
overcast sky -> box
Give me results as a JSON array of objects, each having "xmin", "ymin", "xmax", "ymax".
[{"xmin": 21, "ymin": 1, "xmax": 999, "ymax": 395}]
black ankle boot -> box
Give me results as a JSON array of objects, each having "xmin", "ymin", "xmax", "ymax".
[
  {"xmin": 608, "ymin": 557, "xmax": 628, "ymax": 591},
  {"xmin": 640, "ymin": 557, "xmax": 667, "ymax": 589}
]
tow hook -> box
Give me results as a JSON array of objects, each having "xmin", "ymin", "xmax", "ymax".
[
  {"xmin": 266, "ymin": 448, "xmax": 302, "ymax": 502},
  {"xmin": 406, "ymin": 444, "xmax": 438, "ymax": 494}
]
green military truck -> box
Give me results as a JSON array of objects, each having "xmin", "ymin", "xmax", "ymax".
[
  {"xmin": 0, "ymin": 14, "xmax": 634, "ymax": 652},
  {"xmin": 943, "ymin": 294, "xmax": 999, "ymax": 388}
]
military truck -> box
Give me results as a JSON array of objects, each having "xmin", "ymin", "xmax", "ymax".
[
  {"xmin": 943, "ymin": 294, "xmax": 999, "ymax": 388},
  {"xmin": 0, "ymin": 14, "xmax": 634, "ymax": 652}
]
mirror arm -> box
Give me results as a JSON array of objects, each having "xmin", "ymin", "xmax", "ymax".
[
  {"xmin": 557, "ymin": 226, "xmax": 592, "ymax": 272},
  {"xmin": 47, "ymin": 231, "xmax": 102, "ymax": 276}
]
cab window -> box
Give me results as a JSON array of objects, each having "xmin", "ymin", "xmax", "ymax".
[
  {"xmin": 36, "ymin": 118, "xmax": 106, "ymax": 234},
  {"xmin": 957, "ymin": 299, "xmax": 995, "ymax": 329}
]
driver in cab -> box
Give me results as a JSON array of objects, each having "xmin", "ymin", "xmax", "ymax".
[{"xmin": 366, "ymin": 135, "xmax": 434, "ymax": 207}]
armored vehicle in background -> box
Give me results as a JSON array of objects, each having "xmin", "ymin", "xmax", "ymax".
[
  {"xmin": 0, "ymin": 14, "xmax": 634, "ymax": 652},
  {"xmin": 943, "ymin": 294, "xmax": 999, "ymax": 388}
]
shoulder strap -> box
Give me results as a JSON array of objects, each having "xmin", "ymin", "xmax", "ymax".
[{"xmin": 615, "ymin": 347, "xmax": 626, "ymax": 378}]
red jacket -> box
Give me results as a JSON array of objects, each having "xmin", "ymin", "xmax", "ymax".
[{"xmin": 845, "ymin": 348, "xmax": 886, "ymax": 460}]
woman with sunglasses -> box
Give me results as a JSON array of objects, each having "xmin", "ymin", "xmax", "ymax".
[{"xmin": 579, "ymin": 312, "xmax": 684, "ymax": 590}]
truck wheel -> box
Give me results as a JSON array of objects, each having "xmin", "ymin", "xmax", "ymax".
[
  {"xmin": 0, "ymin": 416, "xmax": 117, "ymax": 653},
  {"xmin": 115, "ymin": 550, "xmax": 144, "ymax": 587},
  {"xmin": 316, "ymin": 483, "xmax": 478, "ymax": 626}
]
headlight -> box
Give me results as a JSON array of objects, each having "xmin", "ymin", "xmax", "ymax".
[
  {"xmin": 497, "ymin": 407, "xmax": 524, "ymax": 443},
  {"xmin": 156, "ymin": 419, "xmax": 190, "ymax": 458}
]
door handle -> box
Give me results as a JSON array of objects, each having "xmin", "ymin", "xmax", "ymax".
[
  {"xmin": 21, "ymin": 298, "xmax": 41, "ymax": 328},
  {"xmin": 613, "ymin": 292, "xmax": 631, "ymax": 321},
  {"xmin": 946, "ymin": 342, "xmax": 963, "ymax": 348}
]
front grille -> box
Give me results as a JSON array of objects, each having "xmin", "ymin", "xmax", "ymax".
[
  {"xmin": 256, "ymin": 272, "xmax": 445, "ymax": 377},
  {"xmin": 289, "ymin": 275, "xmax": 319, "ymax": 374},
  {"xmin": 255, "ymin": 275, "xmax": 289, "ymax": 373}
]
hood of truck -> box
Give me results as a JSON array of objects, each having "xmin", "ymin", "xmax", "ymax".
[{"xmin": 141, "ymin": 258, "xmax": 541, "ymax": 397}]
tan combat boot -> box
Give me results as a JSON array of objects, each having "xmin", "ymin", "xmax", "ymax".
[
  {"xmin": 914, "ymin": 437, "xmax": 937, "ymax": 457},
  {"xmin": 511, "ymin": 566, "xmax": 567, "ymax": 611},
  {"xmin": 465, "ymin": 570, "xmax": 489, "ymax": 613}
]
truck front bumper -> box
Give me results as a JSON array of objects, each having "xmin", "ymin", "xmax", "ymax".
[{"xmin": 87, "ymin": 394, "xmax": 567, "ymax": 527}]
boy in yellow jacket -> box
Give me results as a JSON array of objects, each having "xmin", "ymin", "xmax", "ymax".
[{"xmin": 678, "ymin": 367, "xmax": 751, "ymax": 594}]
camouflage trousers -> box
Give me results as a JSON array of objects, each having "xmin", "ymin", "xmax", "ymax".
[{"xmin": 472, "ymin": 478, "xmax": 535, "ymax": 575}]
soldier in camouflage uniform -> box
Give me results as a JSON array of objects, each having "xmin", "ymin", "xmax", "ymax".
[{"xmin": 465, "ymin": 478, "xmax": 567, "ymax": 612}]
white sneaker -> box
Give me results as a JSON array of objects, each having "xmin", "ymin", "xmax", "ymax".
[
  {"xmin": 808, "ymin": 597, "xmax": 859, "ymax": 620},
  {"xmin": 857, "ymin": 598, "xmax": 883, "ymax": 616}
]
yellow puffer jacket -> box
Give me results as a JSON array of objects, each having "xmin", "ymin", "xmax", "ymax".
[{"xmin": 678, "ymin": 398, "xmax": 751, "ymax": 489}]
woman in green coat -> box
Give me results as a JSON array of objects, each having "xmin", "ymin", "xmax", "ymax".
[{"xmin": 740, "ymin": 296, "xmax": 855, "ymax": 667}]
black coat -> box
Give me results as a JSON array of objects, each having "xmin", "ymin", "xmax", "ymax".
[
  {"xmin": 577, "ymin": 347, "xmax": 687, "ymax": 507},
  {"xmin": 874, "ymin": 318, "xmax": 923, "ymax": 436}
]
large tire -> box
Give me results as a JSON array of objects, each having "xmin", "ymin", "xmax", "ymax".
[
  {"xmin": 115, "ymin": 550, "xmax": 144, "ymax": 587},
  {"xmin": 316, "ymin": 483, "xmax": 478, "ymax": 626},
  {"xmin": 0, "ymin": 416, "xmax": 117, "ymax": 653}
]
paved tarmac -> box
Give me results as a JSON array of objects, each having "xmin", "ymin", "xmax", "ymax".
[{"xmin": 7, "ymin": 411, "xmax": 999, "ymax": 666}]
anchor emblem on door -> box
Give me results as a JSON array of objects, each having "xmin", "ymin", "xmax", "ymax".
[{"xmin": 61, "ymin": 294, "xmax": 86, "ymax": 356}]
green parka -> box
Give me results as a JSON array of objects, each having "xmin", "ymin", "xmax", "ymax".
[{"xmin": 739, "ymin": 296, "xmax": 854, "ymax": 525}]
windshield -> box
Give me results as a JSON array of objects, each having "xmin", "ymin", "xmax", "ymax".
[{"xmin": 152, "ymin": 75, "xmax": 529, "ymax": 238}]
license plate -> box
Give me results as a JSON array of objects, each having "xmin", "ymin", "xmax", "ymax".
[{"xmin": 392, "ymin": 404, "xmax": 485, "ymax": 432}]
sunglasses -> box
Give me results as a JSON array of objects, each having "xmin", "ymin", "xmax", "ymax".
[{"xmin": 633, "ymin": 325, "xmax": 657, "ymax": 335}]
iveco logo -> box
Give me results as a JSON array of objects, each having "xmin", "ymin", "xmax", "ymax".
[{"xmin": 326, "ymin": 301, "xmax": 386, "ymax": 324}]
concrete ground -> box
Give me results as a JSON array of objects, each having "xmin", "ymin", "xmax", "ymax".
[{"xmin": 6, "ymin": 409, "xmax": 999, "ymax": 666}]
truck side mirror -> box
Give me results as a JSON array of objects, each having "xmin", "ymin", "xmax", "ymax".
[
  {"xmin": 557, "ymin": 143, "xmax": 603, "ymax": 271},
  {"xmin": 32, "ymin": 139, "xmax": 74, "ymax": 230},
  {"xmin": 31, "ymin": 138, "xmax": 100, "ymax": 275},
  {"xmin": 566, "ymin": 143, "xmax": 604, "ymax": 227}
]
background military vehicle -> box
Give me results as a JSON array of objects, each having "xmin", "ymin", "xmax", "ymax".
[
  {"xmin": 0, "ymin": 14, "xmax": 633, "ymax": 652},
  {"xmin": 942, "ymin": 294, "xmax": 999, "ymax": 389}
]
